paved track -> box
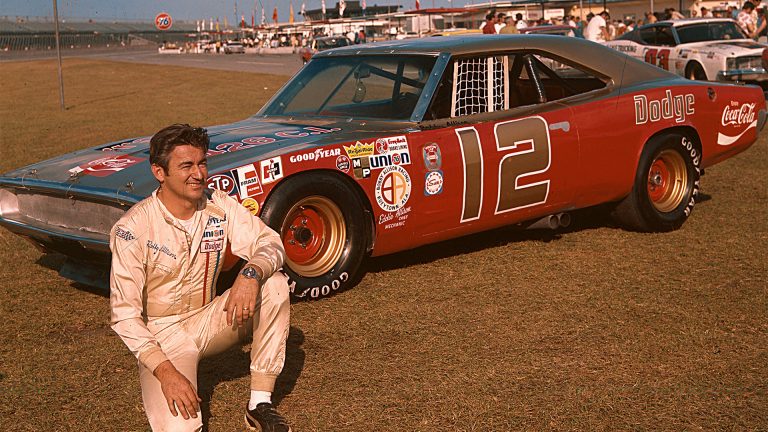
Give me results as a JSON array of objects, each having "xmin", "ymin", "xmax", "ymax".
[{"xmin": 0, "ymin": 47, "xmax": 303, "ymax": 76}]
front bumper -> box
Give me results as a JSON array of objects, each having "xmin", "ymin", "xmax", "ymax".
[{"xmin": 716, "ymin": 68, "xmax": 768, "ymax": 82}]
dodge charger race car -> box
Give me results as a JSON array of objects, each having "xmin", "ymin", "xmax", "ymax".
[
  {"xmin": 0, "ymin": 35, "xmax": 764, "ymax": 299},
  {"xmin": 605, "ymin": 18, "xmax": 768, "ymax": 86}
]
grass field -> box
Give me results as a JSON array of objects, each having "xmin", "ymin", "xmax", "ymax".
[{"xmin": 0, "ymin": 58, "xmax": 766, "ymax": 431}]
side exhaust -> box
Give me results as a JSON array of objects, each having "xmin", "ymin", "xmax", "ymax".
[{"xmin": 525, "ymin": 213, "xmax": 571, "ymax": 230}]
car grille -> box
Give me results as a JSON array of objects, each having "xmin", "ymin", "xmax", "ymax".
[
  {"xmin": 0, "ymin": 188, "xmax": 126, "ymax": 240},
  {"xmin": 735, "ymin": 56, "xmax": 762, "ymax": 70}
]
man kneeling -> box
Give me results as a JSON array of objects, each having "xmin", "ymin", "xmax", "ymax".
[{"xmin": 109, "ymin": 124, "xmax": 291, "ymax": 431}]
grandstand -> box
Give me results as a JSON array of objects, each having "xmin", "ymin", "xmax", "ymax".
[{"xmin": 0, "ymin": 18, "xmax": 198, "ymax": 51}]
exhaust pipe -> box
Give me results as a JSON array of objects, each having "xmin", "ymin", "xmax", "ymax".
[{"xmin": 525, "ymin": 213, "xmax": 571, "ymax": 230}]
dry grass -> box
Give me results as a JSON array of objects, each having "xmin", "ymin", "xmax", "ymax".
[{"xmin": 0, "ymin": 58, "xmax": 766, "ymax": 431}]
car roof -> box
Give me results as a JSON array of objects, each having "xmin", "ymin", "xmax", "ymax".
[
  {"xmin": 314, "ymin": 34, "xmax": 673, "ymax": 85},
  {"xmin": 655, "ymin": 17, "xmax": 737, "ymax": 27}
]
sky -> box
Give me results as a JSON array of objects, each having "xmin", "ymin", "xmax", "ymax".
[{"xmin": 2, "ymin": 0, "xmax": 484, "ymax": 24}]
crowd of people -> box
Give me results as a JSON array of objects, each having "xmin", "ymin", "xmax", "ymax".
[{"xmin": 476, "ymin": 2, "xmax": 768, "ymax": 43}]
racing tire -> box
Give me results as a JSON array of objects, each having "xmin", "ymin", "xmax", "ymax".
[
  {"xmin": 260, "ymin": 173, "xmax": 371, "ymax": 300},
  {"xmin": 612, "ymin": 133, "xmax": 701, "ymax": 232},
  {"xmin": 686, "ymin": 62, "xmax": 708, "ymax": 81}
]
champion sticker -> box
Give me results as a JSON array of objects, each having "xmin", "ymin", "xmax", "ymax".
[
  {"xmin": 260, "ymin": 157, "xmax": 283, "ymax": 184},
  {"xmin": 424, "ymin": 170, "xmax": 443, "ymax": 196},
  {"xmin": 375, "ymin": 165, "xmax": 411, "ymax": 212}
]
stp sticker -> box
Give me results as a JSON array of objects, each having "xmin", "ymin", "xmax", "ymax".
[
  {"xmin": 424, "ymin": 170, "xmax": 444, "ymax": 196},
  {"xmin": 207, "ymin": 174, "xmax": 236, "ymax": 195},
  {"xmin": 422, "ymin": 143, "xmax": 442, "ymax": 171},
  {"xmin": 68, "ymin": 155, "xmax": 145, "ymax": 177},
  {"xmin": 242, "ymin": 198, "xmax": 260, "ymax": 215},
  {"xmin": 233, "ymin": 164, "xmax": 263, "ymax": 199},
  {"xmin": 336, "ymin": 155, "xmax": 350, "ymax": 172},
  {"xmin": 260, "ymin": 157, "xmax": 284, "ymax": 184},
  {"xmin": 375, "ymin": 165, "xmax": 411, "ymax": 212}
]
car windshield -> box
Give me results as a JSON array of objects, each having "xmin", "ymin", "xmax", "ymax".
[
  {"xmin": 260, "ymin": 55, "xmax": 437, "ymax": 120},
  {"xmin": 316, "ymin": 38, "xmax": 349, "ymax": 50},
  {"xmin": 677, "ymin": 22, "xmax": 748, "ymax": 43}
]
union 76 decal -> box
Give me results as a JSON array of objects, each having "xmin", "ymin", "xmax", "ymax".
[{"xmin": 456, "ymin": 116, "xmax": 552, "ymax": 223}]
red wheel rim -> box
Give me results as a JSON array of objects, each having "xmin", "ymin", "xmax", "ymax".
[
  {"xmin": 279, "ymin": 196, "xmax": 345, "ymax": 278},
  {"xmin": 647, "ymin": 149, "xmax": 688, "ymax": 213}
]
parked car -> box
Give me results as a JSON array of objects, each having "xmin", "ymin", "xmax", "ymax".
[
  {"xmin": 0, "ymin": 35, "xmax": 764, "ymax": 299},
  {"xmin": 157, "ymin": 42, "xmax": 184, "ymax": 54},
  {"xmin": 605, "ymin": 18, "xmax": 768, "ymax": 87},
  {"xmin": 299, "ymin": 36, "xmax": 351, "ymax": 63},
  {"xmin": 521, "ymin": 25, "xmax": 576, "ymax": 36},
  {"xmin": 223, "ymin": 40, "xmax": 245, "ymax": 54}
]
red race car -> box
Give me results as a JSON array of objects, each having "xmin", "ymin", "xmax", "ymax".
[{"xmin": 0, "ymin": 35, "xmax": 764, "ymax": 299}]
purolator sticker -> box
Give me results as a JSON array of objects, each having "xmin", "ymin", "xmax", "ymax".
[{"xmin": 375, "ymin": 165, "xmax": 411, "ymax": 212}]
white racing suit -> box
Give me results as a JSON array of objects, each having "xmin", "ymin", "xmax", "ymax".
[{"xmin": 109, "ymin": 188, "xmax": 290, "ymax": 431}]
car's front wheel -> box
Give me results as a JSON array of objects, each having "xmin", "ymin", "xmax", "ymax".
[
  {"xmin": 612, "ymin": 132, "xmax": 701, "ymax": 232},
  {"xmin": 260, "ymin": 173, "xmax": 371, "ymax": 300}
]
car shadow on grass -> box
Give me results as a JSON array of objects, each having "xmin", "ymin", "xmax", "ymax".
[{"xmin": 197, "ymin": 325, "xmax": 305, "ymax": 431}]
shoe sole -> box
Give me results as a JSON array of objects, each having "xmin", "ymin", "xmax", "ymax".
[{"xmin": 244, "ymin": 413, "xmax": 293, "ymax": 432}]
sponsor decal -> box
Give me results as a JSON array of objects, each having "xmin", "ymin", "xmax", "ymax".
[
  {"xmin": 634, "ymin": 90, "xmax": 694, "ymax": 125},
  {"xmin": 615, "ymin": 45, "xmax": 637, "ymax": 53},
  {"xmin": 376, "ymin": 135, "xmax": 408, "ymax": 151},
  {"xmin": 233, "ymin": 164, "xmax": 263, "ymax": 199},
  {"xmin": 375, "ymin": 165, "xmax": 411, "ymax": 212},
  {"xmin": 205, "ymin": 126, "xmax": 343, "ymax": 157},
  {"xmin": 378, "ymin": 205, "xmax": 411, "ymax": 230},
  {"xmin": 114, "ymin": 226, "xmax": 135, "ymax": 241},
  {"xmin": 343, "ymin": 141, "xmax": 375, "ymax": 158},
  {"xmin": 207, "ymin": 174, "xmax": 236, "ymax": 195},
  {"xmin": 99, "ymin": 136, "xmax": 150, "ymax": 152},
  {"xmin": 336, "ymin": 155, "xmax": 350, "ymax": 172},
  {"xmin": 201, "ymin": 239, "xmax": 224, "ymax": 253},
  {"xmin": 242, "ymin": 198, "xmax": 260, "ymax": 215},
  {"xmin": 147, "ymin": 240, "xmax": 177, "ymax": 259},
  {"xmin": 68, "ymin": 155, "xmax": 145, "ymax": 177},
  {"xmin": 424, "ymin": 170, "xmax": 444, "ymax": 196},
  {"xmin": 422, "ymin": 143, "xmax": 442, "ymax": 171},
  {"xmin": 201, "ymin": 219, "xmax": 226, "ymax": 253},
  {"xmin": 352, "ymin": 157, "xmax": 371, "ymax": 179},
  {"xmin": 289, "ymin": 147, "xmax": 341, "ymax": 163},
  {"xmin": 369, "ymin": 136, "xmax": 411, "ymax": 170},
  {"xmin": 717, "ymin": 101, "xmax": 757, "ymax": 146},
  {"xmin": 260, "ymin": 157, "xmax": 283, "ymax": 184},
  {"xmin": 706, "ymin": 51, "xmax": 716, "ymax": 59}
]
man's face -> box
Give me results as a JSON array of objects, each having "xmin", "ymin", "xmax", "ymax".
[{"xmin": 152, "ymin": 144, "xmax": 208, "ymax": 204}]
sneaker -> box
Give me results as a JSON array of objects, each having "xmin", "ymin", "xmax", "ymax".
[{"xmin": 245, "ymin": 402, "xmax": 292, "ymax": 432}]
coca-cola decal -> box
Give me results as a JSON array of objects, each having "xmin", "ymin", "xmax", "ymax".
[
  {"xmin": 68, "ymin": 155, "xmax": 145, "ymax": 177},
  {"xmin": 717, "ymin": 101, "xmax": 758, "ymax": 146}
]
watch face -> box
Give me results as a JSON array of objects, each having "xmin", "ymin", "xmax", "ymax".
[{"xmin": 242, "ymin": 267, "xmax": 259, "ymax": 279}]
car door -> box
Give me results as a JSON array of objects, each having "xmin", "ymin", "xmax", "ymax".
[
  {"xmin": 409, "ymin": 52, "xmax": 588, "ymax": 244},
  {"xmin": 639, "ymin": 24, "xmax": 680, "ymax": 73}
]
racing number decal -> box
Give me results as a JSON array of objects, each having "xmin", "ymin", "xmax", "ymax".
[
  {"xmin": 494, "ymin": 117, "xmax": 551, "ymax": 213},
  {"xmin": 644, "ymin": 48, "xmax": 670, "ymax": 70},
  {"xmin": 456, "ymin": 116, "xmax": 552, "ymax": 223}
]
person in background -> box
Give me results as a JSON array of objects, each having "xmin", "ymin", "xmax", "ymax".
[
  {"xmin": 516, "ymin": 13, "xmax": 528, "ymax": 30},
  {"xmin": 584, "ymin": 10, "xmax": 610, "ymax": 42},
  {"xmin": 755, "ymin": 8, "xmax": 767, "ymax": 41},
  {"xmin": 574, "ymin": 16, "xmax": 585, "ymax": 37},
  {"xmin": 645, "ymin": 11, "xmax": 658, "ymax": 23},
  {"xmin": 482, "ymin": 13, "xmax": 497, "ymax": 34},
  {"xmin": 737, "ymin": 2, "xmax": 757, "ymax": 37},
  {"xmin": 499, "ymin": 15, "xmax": 519, "ymax": 34},
  {"xmin": 495, "ymin": 12, "xmax": 507, "ymax": 33},
  {"xmin": 701, "ymin": 6, "xmax": 714, "ymax": 17},
  {"xmin": 566, "ymin": 15, "xmax": 577, "ymax": 37}
]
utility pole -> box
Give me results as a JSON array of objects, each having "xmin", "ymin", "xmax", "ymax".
[{"xmin": 52, "ymin": 0, "xmax": 65, "ymax": 110}]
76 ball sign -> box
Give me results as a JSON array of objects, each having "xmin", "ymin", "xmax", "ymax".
[{"xmin": 155, "ymin": 12, "xmax": 173, "ymax": 30}]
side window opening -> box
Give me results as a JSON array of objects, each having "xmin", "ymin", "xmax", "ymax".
[{"xmin": 424, "ymin": 52, "xmax": 608, "ymax": 121}]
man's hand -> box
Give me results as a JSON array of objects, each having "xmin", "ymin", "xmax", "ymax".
[
  {"xmin": 153, "ymin": 361, "xmax": 201, "ymax": 419},
  {"xmin": 224, "ymin": 265, "xmax": 262, "ymax": 326}
]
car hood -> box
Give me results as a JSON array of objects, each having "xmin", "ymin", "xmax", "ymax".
[
  {"xmin": 1, "ymin": 116, "xmax": 413, "ymax": 202},
  {"xmin": 683, "ymin": 39, "xmax": 766, "ymax": 55}
]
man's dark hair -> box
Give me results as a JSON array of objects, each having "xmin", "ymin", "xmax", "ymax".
[
  {"xmin": 516, "ymin": 13, "xmax": 523, "ymax": 20},
  {"xmin": 149, "ymin": 123, "xmax": 209, "ymax": 172},
  {"xmin": 486, "ymin": 13, "xmax": 494, "ymax": 21},
  {"xmin": 744, "ymin": 1, "xmax": 755, "ymax": 10}
]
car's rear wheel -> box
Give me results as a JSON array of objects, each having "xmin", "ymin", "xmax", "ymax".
[
  {"xmin": 612, "ymin": 132, "xmax": 701, "ymax": 232},
  {"xmin": 261, "ymin": 173, "xmax": 371, "ymax": 300},
  {"xmin": 686, "ymin": 62, "xmax": 708, "ymax": 81}
]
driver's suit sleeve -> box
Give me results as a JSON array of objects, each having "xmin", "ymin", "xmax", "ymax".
[{"xmin": 109, "ymin": 212, "xmax": 169, "ymax": 373}]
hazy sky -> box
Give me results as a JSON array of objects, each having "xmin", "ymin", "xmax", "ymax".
[{"xmin": 2, "ymin": 0, "xmax": 480, "ymax": 24}]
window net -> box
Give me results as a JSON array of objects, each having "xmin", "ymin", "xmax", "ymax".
[{"xmin": 451, "ymin": 56, "xmax": 508, "ymax": 117}]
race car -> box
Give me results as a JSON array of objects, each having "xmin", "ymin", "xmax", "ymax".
[
  {"xmin": 298, "ymin": 35, "xmax": 350, "ymax": 64},
  {"xmin": 0, "ymin": 35, "xmax": 764, "ymax": 299},
  {"xmin": 605, "ymin": 18, "xmax": 768, "ymax": 86}
]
